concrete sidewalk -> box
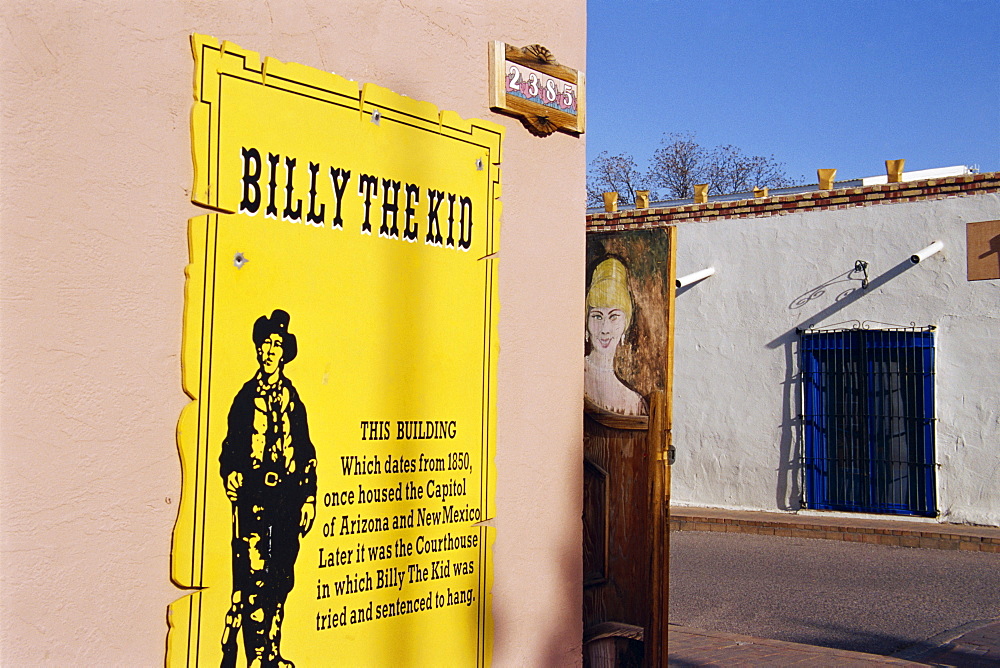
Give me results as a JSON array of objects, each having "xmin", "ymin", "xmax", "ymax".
[
  {"xmin": 668, "ymin": 624, "xmax": 923, "ymax": 666},
  {"xmin": 901, "ymin": 618, "xmax": 1000, "ymax": 666},
  {"xmin": 670, "ymin": 506, "xmax": 1000, "ymax": 553},
  {"xmin": 668, "ymin": 620, "xmax": 1000, "ymax": 666}
]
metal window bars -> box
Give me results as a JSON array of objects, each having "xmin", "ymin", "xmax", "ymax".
[{"xmin": 798, "ymin": 322, "xmax": 937, "ymax": 517}]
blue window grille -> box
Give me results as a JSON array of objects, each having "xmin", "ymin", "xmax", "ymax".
[{"xmin": 800, "ymin": 326, "xmax": 936, "ymax": 517}]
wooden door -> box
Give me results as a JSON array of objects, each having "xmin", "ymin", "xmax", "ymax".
[{"xmin": 583, "ymin": 227, "xmax": 674, "ymax": 667}]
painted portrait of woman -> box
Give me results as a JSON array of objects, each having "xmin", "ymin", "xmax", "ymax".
[{"xmin": 584, "ymin": 257, "xmax": 647, "ymax": 416}]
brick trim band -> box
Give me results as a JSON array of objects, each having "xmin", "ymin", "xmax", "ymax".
[{"xmin": 586, "ymin": 172, "xmax": 1000, "ymax": 231}]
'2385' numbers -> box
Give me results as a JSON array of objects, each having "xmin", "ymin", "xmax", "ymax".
[{"xmin": 506, "ymin": 64, "xmax": 577, "ymax": 112}]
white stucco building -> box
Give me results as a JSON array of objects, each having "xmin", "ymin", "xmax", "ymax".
[{"xmin": 588, "ymin": 171, "xmax": 1000, "ymax": 528}]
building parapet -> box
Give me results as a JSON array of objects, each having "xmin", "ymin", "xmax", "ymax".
[{"xmin": 586, "ymin": 172, "xmax": 1000, "ymax": 232}]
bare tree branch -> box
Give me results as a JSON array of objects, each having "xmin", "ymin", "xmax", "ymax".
[
  {"xmin": 705, "ymin": 144, "xmax": 793, "ymax": 194},
  {"xmin": 586, "ymin": 151, "xmax": 652, "ymax": 207},
  {"xmin": 646, "ymin": 132, "xmax": 707, "ymax": 199},
  {"xmin": 589, "ymin": 132, "xmax": 798, "ymax": 204}
]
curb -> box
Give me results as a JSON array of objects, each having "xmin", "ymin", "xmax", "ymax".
[
  {"xmin": 668, "ymin": 624, "xmax": 925, "ymax": 666},
  {"xmin": 670, "ymin": 507, "xmax": 1000, "ymax": 553},
  {"xmin": 891, "ymin": 618, "xmax": 1000, "ymax": 663}
]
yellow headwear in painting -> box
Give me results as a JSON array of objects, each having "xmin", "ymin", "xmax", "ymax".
[{"xmin": 586, "ymin": 258, "xmax": 633, "ymax": 329}]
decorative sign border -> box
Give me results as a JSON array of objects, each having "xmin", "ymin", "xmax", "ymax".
[
  {"xmin": 489, "ymin": 41, "xmax": 585, "ymax": 137},
  {"xmin": 171, "ymin": 34, "xmax": 502, "ymax": 667}
]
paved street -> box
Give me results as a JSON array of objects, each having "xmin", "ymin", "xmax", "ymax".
[{"xmin": 669, "ymin": 530, "xmax": 1000, "ymax": 658}]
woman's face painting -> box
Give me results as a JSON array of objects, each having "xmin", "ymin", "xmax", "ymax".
[{"xmin": 587, "ymin": 307, "xmax": 627, "ymax": 353}]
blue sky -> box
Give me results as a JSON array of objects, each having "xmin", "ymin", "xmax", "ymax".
[{"xmin": 586, "ymin": 0, "xmax": 999, "ymax": 183}]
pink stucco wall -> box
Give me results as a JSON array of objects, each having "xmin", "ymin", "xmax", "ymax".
[{"xmin": 0, "ymin": 2, "xmax": 585, "ymax": 664}]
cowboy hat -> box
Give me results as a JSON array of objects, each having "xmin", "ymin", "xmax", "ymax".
[{"xmin": 252, "ymin": 309, "xmax": 298, "ymax": 363}]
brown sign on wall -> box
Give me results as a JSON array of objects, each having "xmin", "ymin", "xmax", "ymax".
[{"xmin": 967, "ymin": 220, "xmax": 1000, "ymax": 281}]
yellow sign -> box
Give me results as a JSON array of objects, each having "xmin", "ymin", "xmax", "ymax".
[{"xmin": 170, "ymin": 35, "xmax": 501, "ymax": 667}]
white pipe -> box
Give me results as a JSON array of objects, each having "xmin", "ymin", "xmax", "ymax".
[
  {"xmin": 910, "ymin": 241, "xmax": 943, "ymax": 264},
  {"xmin": 676, "ymin": 266, "xmax": 716, "ymax": 288}
]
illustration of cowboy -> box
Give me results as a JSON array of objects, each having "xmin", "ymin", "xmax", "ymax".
[{"xmin": 219, "ymin": 309, "xmax": 317, "ymax": 668}]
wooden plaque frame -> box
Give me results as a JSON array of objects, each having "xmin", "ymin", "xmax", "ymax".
[{"xmin": 489, "ymin": 41, "xmax": 585, "ymax": 137}]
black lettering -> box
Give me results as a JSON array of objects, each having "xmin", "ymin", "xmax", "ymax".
[
  {"xmin": 379, "ymin": 179, "xmax": 401, "ymax": 239},
  {"xmin": 266, "ymin": 153, "xmax": 280, "ymax": 217},
  {"xmin": 425, "ymin": 189, "xmax": 445, "ymax": 245},
  {"xmin": 403, "ymin": 184, "xmax": 420, "ymax": 241},
  {"xmin": 283, "ymin": 157, "xmax": 303, "ymax": 221},
  {"xmin": 458, "ymin": 196, "xmax": 473, "ymax": 250},
  {"xmin": 445, "ymin": 193, "xmax": 457, "ymax": 247},
  {"xmin": 240, "ymin": 147, "xmax": 261, "ymax": 214},
  {"xmin": 358, "ymin": 174, "xmax": 379, "ymax": 234},
  {"xmin": 329, "ymin": 168, "xmax": 351, "ymax": 229},
  {"xmin": 306, "ymin": 162, "xmax": 325, "ymax": 227}
]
